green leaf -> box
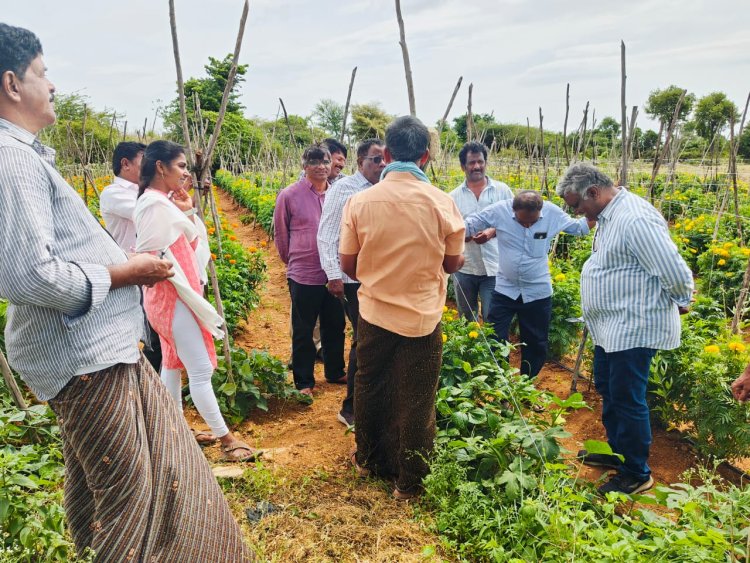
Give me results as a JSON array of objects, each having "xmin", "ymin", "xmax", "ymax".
[
  {"xmin": 8, "ymin": 474, "xmax": 38, "ymax": 489},
  {"xmin": 219, "ymin": 382, "xmax": 237, "ymax": 396},
  {"xmin": 583, "ymin": 439, "xmax": 624, "ymax": 461}
]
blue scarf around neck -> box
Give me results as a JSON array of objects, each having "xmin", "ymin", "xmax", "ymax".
[{"xmin": 380, "ymin": 161, "xmax": 430, "ymax": 183}]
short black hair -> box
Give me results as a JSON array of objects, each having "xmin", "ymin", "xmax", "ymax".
[
  {"xmin": 512, "ymin": 190, "xmax": 543, "ymax": 212},
  {"xmin": 302, "ymin": 143, "xmax": 331, "ymax": 165},
  {"xmin": 0, "ymin": 23, "xmax": 43, "ymax": 80},
  {"xmin": 322, "ymin": 138, "xmax": 347, "ymax": 158},
  {"xmin": 385, "ymin": 116, "xmax": 430, "ymax": 163},
  {"xmin": 112, "ymin": 141, "xmax": 146, "ymax": 176},
  {"xmin": 356, "ymin": 138, "xmax": 384, "ymax": 160},
  {"xmin": 459, "ymin": 141, "xmax": 488, "ymax": 167}
]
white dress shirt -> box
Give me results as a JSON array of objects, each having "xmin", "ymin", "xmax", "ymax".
[{"xmin": 100, "ymin": 176, "xmax": 138, "ymax": 251}]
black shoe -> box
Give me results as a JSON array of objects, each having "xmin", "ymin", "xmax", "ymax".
[
  {"xmin": 598, "ymin": 472, "xmax": 654, "ymax": 495},
  {"xmin": 577, "ymin": 449, "xmax": 622, "ymax": 469},
  {"xmin": 337, "ymin": 411, "xmax": 354, "ymax": 428}
]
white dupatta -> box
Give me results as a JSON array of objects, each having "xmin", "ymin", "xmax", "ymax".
[{"xmin": 134, "ymin": 189, "xmax": 224, "ymax": 339}]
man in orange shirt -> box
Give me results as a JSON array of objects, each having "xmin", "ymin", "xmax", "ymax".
[{"xmin": 340, "ymin": 116, "xmax": 465, "ymax": 500}]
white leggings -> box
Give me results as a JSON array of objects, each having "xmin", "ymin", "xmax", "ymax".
[{"xmin": 161, "ymin": 300, "xmax": 229, "ymax": 438}]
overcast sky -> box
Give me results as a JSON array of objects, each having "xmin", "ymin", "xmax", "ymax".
[{"xmin": 6, "ymin": 0, "xmax": 750, "ymax": 133}]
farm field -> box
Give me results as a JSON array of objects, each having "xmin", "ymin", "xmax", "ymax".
[{"xmin": 2, "ymin": 165, "xmax": 750, "ymax": 561}]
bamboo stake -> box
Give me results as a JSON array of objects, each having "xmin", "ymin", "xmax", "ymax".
[
  {"xmin": 620, "ymin": 41, "xmax": 628, "ymax": 186},
  {"xmin": 340, "ymin": 66, "xmax": 357, "ymax": 142},
  {"xmin": 563, "ymin": 83, "xmax": 570, "ymax": 165},
  {"xmin": 394, "ymin": 0, "xmax": 416, "ymax": 116},
  {"xmin": 467, "ymin": 83, "xmax": 474, "ymax": 142},
  {"xmin": 0, "ymin": 349, "xmax": 27, "ymax": 410},
  {"xmin": 438, "ymin": 76, "xmax": 463, "ymax": 133},
  {"xmin": 647, "ymin": 90, "xmax": 686, "ymax": 201},
  {"xmin": 279, "ymin": 98, "xmax": 296, "ymax": 147},
  {"xmin": 168, "ymin": 0, "xmax": 194, "ymax": 166}
]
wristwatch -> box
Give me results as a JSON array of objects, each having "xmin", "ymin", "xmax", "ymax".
[{"xmin": 184, "ymin": 208, "xmax": 197, "ymax": 217}]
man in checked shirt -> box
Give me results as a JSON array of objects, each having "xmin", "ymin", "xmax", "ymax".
[{"xmin": 317, "ymin": 138, "xmax": 386, "ymax": 427}]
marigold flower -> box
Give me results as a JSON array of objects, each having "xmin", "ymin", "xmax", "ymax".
[
  {"xmin": 554, "ymin": 273, "xmax": 566, "ymax": 282},
  {"xmin": 211, "ymin": 253, "xmax": 217, "ymax": 260},
  {"xmin": 229, "ymin": 235, "xmax": 237, "ymax": 241},
  {"xmin": 728, "ymin": 342, "xmax": 746, "ymax": 353},
  {"xmin": 229, "ymin": 259, "xmax": 236, "ymax": 265},
  {"xmin": 468, "ymin": 331, "xmax": 479, "ymax": 339},
  {"xmin": 718, "ymin": 259, "xmax": 727, "ymax": 266},
  {"xmin": 232, "ymin": 223, "xmax": 239, "ymax": 228},
  {"xmin": 689, "ymin": 248, "xmax": 697, "ymax": 254},
  {"xmin": 719, "ymin": 249, "xmax": 730, "ymax": 257},
  {"xmin": 224, "ymin": 254, "xmax": 231, "ymax": 259},
  {"xmin": 723, "ymin": 242, "xmax": 733, "ymax": 249},
  {"xmin": 703, "ymin": 344, "xmax": 720, "ymax": 354},
  {"xmin": 249, "ymin": 246, "xmax": 258, "ymax": 252},
  {"xmin": 443, "ymin": 305, "xmax": 448, "ymax": 313},
  {"xmin": 208, "ymin": 228, "xmax": 216, "ymax": 235},
  {"xmin": 742, "ymin": 248, "xmax": 750, "ymax": 256},
  {"xmin": 442, "ymin": 334, "xmax": 447, "ymax": 343},
  {"xmin": 260, "ymin": 241, "xmax": 268, "ymax": 248}
]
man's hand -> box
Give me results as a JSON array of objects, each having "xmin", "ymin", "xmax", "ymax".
[
  {"xmin": 327, "ymin": 278, "xmax": 344, "ymax": 298},
  {"xmin": 731, "ymin": 364, "xmax": 750, "ymax": 402},
  {"xmin": 678, "ymin": 306, "xmax": 690, "ymax": 315},
  {"xmin": 108, "ymin": 254, "xmax": 174, "ymax": 289},
  {"xmin": 472, "ymin": 228, "xmax": 496, "ymax": 245}
]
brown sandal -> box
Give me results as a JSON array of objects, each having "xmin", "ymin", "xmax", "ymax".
[
  {"xmin": 349, "ymin": 450, "xmax": 370, "ymax": 478},
  {"xmin": 192, "ymin": 429, "xmax": 218, "ymax": 446},
  {"xmin": 221, "ymin": 441, "xmax": 262, "ymax": 462}
]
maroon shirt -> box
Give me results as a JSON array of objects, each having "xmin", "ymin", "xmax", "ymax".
[{"xmin": 273, "ymin": 177, "xmax": 329, "ymax": 285}]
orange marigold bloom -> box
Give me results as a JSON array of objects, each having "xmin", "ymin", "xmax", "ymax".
[{"xmin": 229, "ymin": 259, "xmax": 237, "ymax": 265}]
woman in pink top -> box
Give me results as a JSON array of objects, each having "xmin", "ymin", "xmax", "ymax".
[{"xmin": 134, "ymin": 140, "xmax": 257, "ymax": 462}]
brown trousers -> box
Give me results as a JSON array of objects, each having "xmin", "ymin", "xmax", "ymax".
[
  {"xmin": 354, "ymin": 317, "xmax": 442, "ymax": 492},
  {"xmin": 49, "ymin": 356, "xmax": 251, "ymax": 562}
]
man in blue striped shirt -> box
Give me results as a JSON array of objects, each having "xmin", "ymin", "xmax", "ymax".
[
  {"xmin": 465, "ymin": 190, "xmax": 592, "ymax": 378},
  {"xmin": 557, "ymin": 162, "xmax": 694, "ymax": 496}
]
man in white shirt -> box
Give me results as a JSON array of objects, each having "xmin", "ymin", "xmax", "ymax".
[
  {"xmin": 101, "ymin": 141, "xmax": 161, "ymax": 371},
  {"xmin": 449, "ymin": 141, "xmax": 513, "ymax": 321},
  {"xmin": 100, "ymin": 141, "xmax": 145, "ymax": 252}
]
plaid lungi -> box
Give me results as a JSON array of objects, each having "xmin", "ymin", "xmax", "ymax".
[
  {"xmin": 49, "ymin": 356, "xmax": 251, "ymax": 562},
  {"xmin": 354, "ymin": 317, "xmax": 442, "ymax": 493}
]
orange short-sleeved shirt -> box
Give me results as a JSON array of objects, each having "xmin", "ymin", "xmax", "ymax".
[{"xmin": 340, "ymin": 171, "xmax": 465, "ymax": 337}]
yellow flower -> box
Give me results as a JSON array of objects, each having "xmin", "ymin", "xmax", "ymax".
[
  {"xmin": 674, "ymin": 223, "xmax": 682, "ymax": 229},
  {"xmin": 224, "ymin": 253, "xmax": 231, "ymax": 259},
  {"xmin": 249, "ymin": 246, "xmax": 258, "ymax": 252},
  {"xmin": 229, "ymin": 235, "xmax": 237, "ymax": 241},
  {"xmin": 554, "ymin": 273, "xmax": 566, "ymax": 282},
  {"xmin": 728, "ymin": 342, "xmax": 746, "ymax": 353},
  {"xmin": 443, "ymin": 305, "xmax": 448, "ymax": 313},
  {"xmin": 742, "ymin": 248, "xmax": 750, "ymax": 256},
  {"xmin": 208, "ymin": 227, "xmax": 216, "ymax": 235},
  {"xmin": 704, "ymin": 345, "xmax": 720, "ymax": 354},
  {"xmin": 260, "ymin": 241, "xmax": 268, "ymax": 248},
  {"xmin": 689, "ymin": 248, "xmax": 697, "ymax": 254},
  {"xmin": 211, "ymin": 253, "xmax": 217, "ymax": 260},
  {"xmin": 229, "ymin": 259, "xmax": 236, "ymax": 265},
  {"xmin": 468, "ymin": 322, "xmax": 480, "ymax": 330},
  {"xmin": 442, "ymin": 334, "xmax": 447, "ymax": 343},
  {"xmin": 718, "ymin": 259, "xmax": 727, "ymax": 266},
  {"xmin": 723, "ymin": 242, "xmax": 733, "ymax": 249},
  {"xmin": 682, "ymin": 238, "xmax": 690, "ymax": 244},
  {"xmin": 684, "ymin": 225, "xmax": 693, "ymax": 232},
  {"xmin": 468, "ymin": 331, "xmax": 479, "ymax": 339}
]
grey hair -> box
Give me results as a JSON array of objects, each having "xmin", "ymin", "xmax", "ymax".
[
  {"xmin": 555, "ymin": 162, "xmax": 614, "ymax": 199},
  {"xmin": 385, "ymin": 116, "xmax": 430, "ymax": 163}
]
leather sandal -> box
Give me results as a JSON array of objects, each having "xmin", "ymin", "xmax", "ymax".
[
  {"xmin": 191, "ymin": 429, "xmax": 218, "ymax": 446},
  {"xmin": 221, "ymin": 441, "xmax": 262, "ymax": 462}
]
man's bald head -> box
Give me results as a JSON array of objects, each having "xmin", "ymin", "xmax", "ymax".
[{"xmin": 512, "ymin": 190, "xmax": 543, "ymax": 228}]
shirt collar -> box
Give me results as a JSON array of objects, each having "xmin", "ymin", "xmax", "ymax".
[
  {"xmin": 460, "ymin": 175, "xmax": 495, "ymax": 192},
  {"xmin": 113, "ymin": 176, "xmax": 138, "ymax": 190},
  {"xmin": 300, "ymin": 176, "xmax": 329, "ymax": 194},
  {"xmin": 598, "ymin": 187, "xmax": 626, "ymax": 221},
  {"xmin": 0, "ymin": 117, "xmax": 56, "ymax": 164},
  {"xmin": 351, "ymin": 170, "xmax": 370, "ymax": 187}
]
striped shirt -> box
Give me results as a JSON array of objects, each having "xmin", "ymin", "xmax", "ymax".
[
  {"xmin": 465, "ymin": 200, "xmax": 589, "ymax": 302},
  {"xmin": 317, "ymin": 170, "xmax": 372, "ymax": 283},
  {"xmin": 580, "ymin": 188, "xmax": 694, "ymax": 353},
  {"xmin": 449, "ymin": 177, "xmax": 513, "ymax": 276},
  {"xmin": 0, "ymin": 118, "xmax": 144, "ymax": 401}
]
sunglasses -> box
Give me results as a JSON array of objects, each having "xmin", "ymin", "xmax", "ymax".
[{"xmin": 363, "ymin": 155, "xmax": 386, "ymax": 164}]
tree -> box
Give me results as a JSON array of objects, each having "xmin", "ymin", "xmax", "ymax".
[
  {"xmin": 453, "ymin": 112, "xmax": 495, "ymax": 143},
  {"xmin": 349, "ymin": 103, "xmax": 393, "ymax": 141},
  {"xmin": 594, "ymin": 116, "xmax": 621, "ymax": 149},
  {"xmin": 644, "ymin": 85, "xmax": 695, "ymax": 129},
  {"xmin": 311, "ymin": 98, "xmax": 345, "ymax": 139},
  {"xmin": 693, "ymin": 92, "xmax": 737, "ymax": 143},
  {"xmin": 184, "ymin": 54, "xmax": 248, "ymax": 114},
  {"xmin": 738, "ymin": 125, "xmax": 750, "ymax": 160}
]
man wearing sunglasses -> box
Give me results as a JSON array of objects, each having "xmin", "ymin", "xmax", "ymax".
[
  {"xmin": 317, "ymin": 138, "xmax": 386, "ymax": 427},
  {"xmin": 449, "ymin": 141, "xmax": 513, "ymax": 322},
  {"xmin": 274, "ymin": 144, "xmax": 347, "ymax": 397},
  {"xmin": 557, "ymin": 162, "xmax": 693, "ymax": 496}
]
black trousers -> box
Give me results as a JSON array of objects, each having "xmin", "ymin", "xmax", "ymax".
[
  {"xmin": 142, "ymin": 321, "xmax": 162, "ymax": 373},
  {"xmin": 288, "ymin": 279, "xmax": 346, "ymax": 390},
  {"xmin": 487, "ymin": 291, "xmax": 552, "ymax": 378},
  {"xmin": 341, "ymin": 283, "xmax": 360, "ymax": 416}
]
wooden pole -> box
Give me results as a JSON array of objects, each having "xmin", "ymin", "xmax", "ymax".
[
  {"xmin": 279, "ymin": 98, "xmax": 296, "ymax": 147},
  {"xmin": 466, "ymin": 83, "xmax": 474, "ymax": 142},
  {"xmin": 0, "ymin": 349, "xmax": 27, "ymax": 410},
  {"xmin": 168, "ymin": 0, "xmax": 194, "ymax": 166},
  {"xmin": 647, "ymin": 90, "xmax": 686, "ymax": 201},
  {"xmin": 340, "ymin": 66, "xmax": 357, "ymax": 142},
  {"xmin": 395, "ymin": 0, "xmax": 416, "ymax": 116},
  {"xmin": 563, "ymin": 83, "xmax": 570, "ymax": 165},
  {"xmin": 620, "ymin": 40, "xmax": 628, "ymax": 186},
  {"xmin": 438, "ymin": 76, "xmax": 463, "ymax": 133}
]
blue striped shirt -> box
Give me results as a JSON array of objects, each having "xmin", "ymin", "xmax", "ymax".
[
  {"xmin": 580, "ymin": 188, "xmax": 694, "ymax": 352},
  {"xmin": 465, "ymin": 200, "xmax": 590, "ymax": 302},
  {"xmin": 0, "ymin": 118, "xmax": 144, "ymax": 401},
  {"xmin": 449, "ymin": 177, "xmax": 513, "ymax": 276}
]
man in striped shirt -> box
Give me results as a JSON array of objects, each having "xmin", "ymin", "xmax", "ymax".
[
  {"xmin": 317, "ymin": 138, "xmax": 386, "ymax": 427},
  {"xmin": 557, "ymin": 162, "xmax": 694, "ymax": 496},
  {"xmin": 0, "ymin": 24, "xmax": 250, "ymax": 561}
]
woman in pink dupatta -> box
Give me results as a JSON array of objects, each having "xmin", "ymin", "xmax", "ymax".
[{"xmin": 134, "ymin": 140, "xmax": 258, "ymax": 462}]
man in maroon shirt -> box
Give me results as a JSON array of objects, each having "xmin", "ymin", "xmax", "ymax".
[{"xmin": 274, "ymin": 144, "xmax": 346, "ymax": 396}]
